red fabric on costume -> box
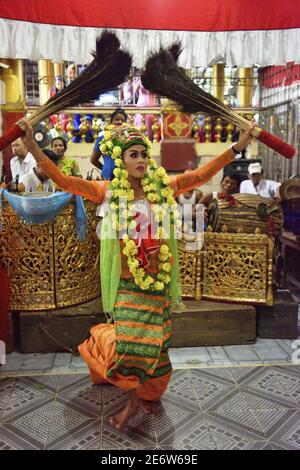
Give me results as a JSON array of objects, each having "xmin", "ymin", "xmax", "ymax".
[{"xmin": 132, "ymin": 211, "xmax": 160, "ymax": 269}]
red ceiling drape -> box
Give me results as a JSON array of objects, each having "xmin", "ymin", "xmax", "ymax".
[{"xmin": 1, "ymin": 0, "xmax": 300, "ymax": 31}]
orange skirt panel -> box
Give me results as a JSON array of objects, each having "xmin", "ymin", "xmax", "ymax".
[{"xmin": 78, "ymin": 323, "xmax": 171, "ymax": 401}]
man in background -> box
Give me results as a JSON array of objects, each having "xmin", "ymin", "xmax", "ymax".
[
  {"xmin": 19, "ymin": 149, "xmax": 59, "ymax": 192},
  {"xmin": 240, "ymin": 162, "xmax": 281, "ymax": 199},
  {"xmin": 10, "ymin": 137, "xmax": 36, "ymax": 180}
]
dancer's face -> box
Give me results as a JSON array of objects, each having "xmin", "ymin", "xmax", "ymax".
[{"xmin": 123, "ymin": 144, "xmax": 149, "ymax": 179}]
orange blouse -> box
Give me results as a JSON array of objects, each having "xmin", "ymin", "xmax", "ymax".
[{"xmin": 39, "ymin": 148, "xmax": 234, "ymax": 203}]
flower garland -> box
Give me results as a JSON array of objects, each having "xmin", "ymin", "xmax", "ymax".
[{"xmin": 99, "ymin": 124, "xmax": 180, "ymax": 292}]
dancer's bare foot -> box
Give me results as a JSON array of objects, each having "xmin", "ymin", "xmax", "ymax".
[
  {"xmin": 141, "ymin": 400, "xmax": 161, "ymax": 415},
  {"xmin": 109, "ymin": 390, "xmax": 140, "ymax": 430}
]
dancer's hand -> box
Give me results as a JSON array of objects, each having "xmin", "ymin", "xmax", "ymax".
[
  {"xmin": 234, "ymin": 122, "xmax": 256, "ymax": 152},
  {"xmin": 16, "ymin": 118, "xmax": 35, "ymax": 150}
]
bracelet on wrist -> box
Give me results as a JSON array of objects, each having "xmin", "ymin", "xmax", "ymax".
[{"xmin": 231, "ymin": 145, "xmax": 241, "ymax": 155}]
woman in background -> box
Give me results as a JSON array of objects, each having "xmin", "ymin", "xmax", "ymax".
[{"xmin": 51, "ymin": 137, "xmax": 81, "ymax": 177}]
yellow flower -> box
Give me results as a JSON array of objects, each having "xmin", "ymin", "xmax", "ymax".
[
  {"xmin": 121, "ymin": 169, "xmax": 129, "ymax": 178},
  {"xmin": 128, "ymin": 258, "xmax": 139, "ymax": 269},
  {"xmin": 145, "ymin": 136, "xmax": 152, "ymax": 147},
  {"xmin": 155, "ymin": 167, "xmax": 166, "ymax": 178},
  {"xmin": 145, "ymin": 276, "xmax": 154, "ymax": 285},
  {"xmin": 126, "ymin": 239, "xmax": 136, "ymax": 251},
  {"xmin": 127, "ymin": 190, "xmax": 135, "ymax": 201},
  {"xmin": 154, "ymin": 281, "xmax": 164, "ymax": 291},
  {"xmin": 113, "ymin": 168, "xmax": 121, "ymax": 177},
  {"xmin": 120, "ymin": 179, "xmax": 130, "ymax": 189},
  {"xmin": 123, "ymin": 246, "xmax": 129, "ymax": 256},
  {"xmin": 115, "ymin": 159, "xmax": 123, "ymax": 167},
  {"xmin": 110, "ymin": 202, "xmax": 118, "ymax": 210},
  {"xmin": 141, "ymin": 178, "xmax": 150, "ymax": 186},
  {"xmin": 161, "ymin": 188, "xmax": 172, "ymax": 198},
  {"xmin": 160, "ymin": 244, "xmax": 170, "ymax": 256},
  {"xmin": 112, "ymin": 146, "xmax": 122, "ymax": 158},
  {"xmin": 147, "ymin": 193, "xmax": 157, "ymax": 202},
  {"xmin": 100, "ymin": 144, "xmax": 107, "ymax": 153},
  {"xmin": 167, "ymin": 196, "xmax": 175, "ymax": 206},
  {"xmin": 161, "ymin": 262, "xmax": 171, "ymax": 272},
  {"xmin": 162, "ymin": 175, "xmax": 171, "ymax": 185},
  {"xmin": 106, "ymin": 140, "xmax": 113, "ymax": 149},
  {"xmin": 104, "ymin": 131, "xmax": 112, "ymax": 140},
  {"xmin": 164, "ymin": 274, "xmax": 171, "ymax": 284},
  {"xmin": 111, "ymin": 178, "xmax": 120, "ymax": 187}
]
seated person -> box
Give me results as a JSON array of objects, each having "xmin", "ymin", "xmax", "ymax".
[
  {"xmin": 239, "ymin": 162, "xmax": 281, "ymax": 199},
  {"xmin": 176, "ymin": 167, "xmax": 203, "ymax": 235},
  {"xmin": 90, "ymin": 108, "xmax": 127, "ymax": 180},
  {"xmin": 19, "ymin": 149, "xmax": 59, "ymax": 192},
  {"xmin": 51, "ymin": 137, "xmax": 81, "ymax": 177},
  {"xmin": 200, "ymin": 172, "xmax": 240, "ymax": 206},
  {"xmin": 10, "ymin": 137, "xmax": 36, "ymax": 180}
]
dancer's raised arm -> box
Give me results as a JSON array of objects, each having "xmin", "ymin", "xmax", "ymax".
[{"xmin": 17, "ymin": 119, "xmax": 108, "ymax": 204}]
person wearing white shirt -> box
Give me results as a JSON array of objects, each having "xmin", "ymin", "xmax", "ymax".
[
  {"xmin": 240, "ymin": 162, "xmax": 281, "ymax": 199},
  {"xmin": 19, "ymin": 149, "xmax": 58, "ymax": 192},
  {"xmin": 10, "ymin": 138, "xmax": 36, "ymax": 180}
]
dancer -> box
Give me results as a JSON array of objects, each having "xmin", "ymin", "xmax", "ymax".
[{"xmin": 18, "ymin": 118, "xmax": 254, "ymax": 430}]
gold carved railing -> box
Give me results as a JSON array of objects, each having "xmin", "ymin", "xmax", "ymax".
[
  {"xmin": 27, "ymin": 106, "xmax": 256, "ymax": 144},
  {"xmin": 0, "ymin": 198, "xmax": 100, "ymax": 310},
  {"xmin": 27, "ymin": 106, "xmax": 163, "ymax": 143}
]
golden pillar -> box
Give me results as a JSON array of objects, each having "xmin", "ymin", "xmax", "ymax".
[
  {"xmin": 0, "ymin": 59, "xmax": 25, "ymax": 110},
  {"xmin": 53, "ymin": 62, "xmax": 64, "ymax": 78},
  {"xmin": 211, "ymin": 63, "xmax": 225, "ymax": 102},
  {"xmin": 38, "ymin": 60, "xmax": 54, "ymax": 105},
  {"xmin": 237, "ymin": 67, "xmax": 253, "ymax": 107}
]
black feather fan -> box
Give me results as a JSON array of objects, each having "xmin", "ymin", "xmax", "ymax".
[
  {"xmin": 141, "ymin": 43, "xmax": 228, "ymax": 118},
  {"xmin": 140, "ymin": 44, "xmax": 296, "ymax": 159},
  {"xmin": 30, "ymin": 31, "xmax": 132, "ymax": 125}
]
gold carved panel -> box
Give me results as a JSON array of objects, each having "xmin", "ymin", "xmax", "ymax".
[
  {"xmin": 0, "ymin": 204, "xmax": 55, "ymax": 310},
  {"xmin": 53, "ymin": 200, "xmax": 100, "ymax": 307},
  {"xmin": 0, "ymin": 198, "xmax": 100, "ymax": 311},
  {"xmin": 178, "ymin": 239, "xmax": 201, "ymax": 300},
  {"xmin": 201, "ymin": 232, "xmax": 274, "ymax": 306}
]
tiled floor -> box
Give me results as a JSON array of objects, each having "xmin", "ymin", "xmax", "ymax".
[
  {"xmin": 1, "ymin": 365, "xmax": 300, "ymax": 450},
  {"xmin": 0, "ymin": 301, "xmax": 299, "ymax": 450},
  {"xmin": 0, "ymin": 338, "xmax": 299, "ymax": 377}
]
